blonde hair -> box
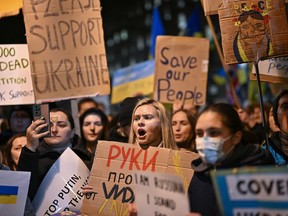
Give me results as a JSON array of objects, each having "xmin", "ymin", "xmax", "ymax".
[{"xmin": 128, "ymin": 98, "xmax": 176, "ymax": 150}]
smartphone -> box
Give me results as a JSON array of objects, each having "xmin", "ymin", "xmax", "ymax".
[{"xmin": 33, "ymin": 104, "xmax": 50, "ymax": 137}]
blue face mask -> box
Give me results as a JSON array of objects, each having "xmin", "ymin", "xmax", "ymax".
[{"xmin": 196, "ymin": 136, "xmax": 232, "ymax": 165}]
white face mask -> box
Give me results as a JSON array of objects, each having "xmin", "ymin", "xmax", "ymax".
[{"xmin": 196, "ymin": 135, "xmax": 232, "ymax": 165}]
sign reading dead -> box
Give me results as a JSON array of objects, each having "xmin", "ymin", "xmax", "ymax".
[
  {"xmin": 153, "ymin": 36, "xmax": 209, "ymax": 106},
  {"xmin": 81, "ymin": 141, "xmax": 199, "ymax": 216},
  {"xmin": 0, "ymin": 44, "xmax": 35, "ymax": 105},
  {"xmin": 22, "ymin": 0, "xmax": 110, "ymax": 103}
]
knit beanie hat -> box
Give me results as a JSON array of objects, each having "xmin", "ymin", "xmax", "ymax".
[{"xmin": 118, "ymin": 96, "xmax": 144, "ymax": 127}]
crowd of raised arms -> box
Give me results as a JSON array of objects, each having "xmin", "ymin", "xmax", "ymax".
[{"xmin": 0, "ymin": 89, "xmax": 287, "ymax": 216}]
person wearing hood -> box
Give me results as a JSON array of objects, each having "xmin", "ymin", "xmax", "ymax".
[
  {"xmin": 264, "ymin": 89, "xmax": 288, "ymax": 165},
  {"xmin": 188, "ymin": 103, "xmax": 273, "ymax": 216}
]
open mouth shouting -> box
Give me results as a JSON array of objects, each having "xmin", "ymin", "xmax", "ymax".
[{"xmin": 137, "ymin": 128, "xmax": 146, "ymax": 139}]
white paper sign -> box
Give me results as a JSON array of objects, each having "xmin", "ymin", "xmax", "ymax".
[
  {"xmin": 32, "ymin": 148, "xmax": 90, "ymax": 215},
  {"xmin": 133, "ymin": 171, "xmax": 190, "ymax": 216},
  {"xmin": 0, "ymin": 170, "xmax": 31, "ymax": 216},
  {"xmin": 0, "ymin": 44, "xmax": 35, "ymax": 105}
]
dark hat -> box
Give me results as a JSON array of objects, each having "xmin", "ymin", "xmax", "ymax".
[{"xmin": 118, "ymin": 96, "xmax": 144, "ymax": 127}]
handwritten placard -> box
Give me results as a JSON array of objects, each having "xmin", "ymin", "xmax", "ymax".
[
  {"xmin": 133, "ymin": 171, "xmax": 190, "ymax": 216},
  {"xmin": 201, "ymin": 0, "xmax": 221, "ymax": 15},
  {"xmin": 32, "ymin": 148, "xmax": 90, "ymax": 215},
  {"xmin": 153, "ymin": 36, "xmax": 209, "ymax": 106},
  {"xmin": 22, "ymin": 0, "xmax": 110, "ymax": 103},
  {"xmin": 219, "ymin": 0, "xmax": 288, "ymax": 64},
  {"xmin": 211, "ymin": 166, "xmax": 288, "ymax": 216},
  {"xmin": 81, "ymin": 141, "xmax": 199, "ymax": 216},
  {"xmin": 0, "ymin": 44, "xmax": 35, "ymax": 105},
  {"xmin": 251, "ymin": 57, "xmax": 288, "ymax": 83}
]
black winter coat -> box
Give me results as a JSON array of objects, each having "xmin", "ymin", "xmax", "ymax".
[
  {"xmin": 188, "ymin": 142, "xmax": 274, "ymax": 216},
  {"xmin": 17, "ymin": 142, "xmax": 91, "ymax": 201}
]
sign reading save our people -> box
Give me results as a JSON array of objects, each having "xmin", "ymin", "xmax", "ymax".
[
  {"xmin": 153, "ymin": 36, "xmax": 209, "ymax": 106},
  {"xmin": 211, "ymin": 166, "xmax": 288, "ymax": 216},
  {"xmin": 22, "ymin": 0, "xmax": 110, "ymax": 103},
  {"xmin": 0, "ymin": 170, "xmax": 30, "ymax": 215},
  {"xmin": 81, "ymin": 141, "xmax": 199, "ymax": 216},
  {"xmin": 133, "ymin": 171, "xmax": 190, "ymax": 216},
  {"xmin": 32, "ymin": 148, "xmax": 90, "ymax": 215},
  {"xmin": 0, "ymin": 44, "xmax": 35, "ymax": 105}
]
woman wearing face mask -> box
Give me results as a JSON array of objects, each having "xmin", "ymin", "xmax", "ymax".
[{"xmin": 188, "ymin": 103, "xmax": 273, "ymax": 216}]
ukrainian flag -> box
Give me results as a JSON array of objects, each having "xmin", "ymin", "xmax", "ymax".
[
  {"xmin": 111, "ymin": 60, "xmax": 155, "ymax": 104},
  {"xmin": 0, "ymin": 185, "xmax": 18, "ymax": 204}
]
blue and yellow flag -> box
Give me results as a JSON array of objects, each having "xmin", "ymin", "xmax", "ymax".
[
  {"xmin": 186, "ymin": 4, "xmax": 202, "ymax": 37},
  {"xmin": 111, "ymin": 60, "xmax": 155, "ymax": 104},
  {"xmin": 150, "ymin": 6, "xmax": 165, "ymax": 58},
  {"xmin": 0, "ymin": 185, "xmax": 18, "ymax": 204}
]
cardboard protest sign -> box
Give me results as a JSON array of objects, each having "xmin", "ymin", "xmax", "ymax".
[
  {"xmin": 0, "ymin": 44, "xmax": 35, "ymax": 105},
  {"xmin": 201, "ymin": 0, "xmax": 221, "ymax": 15},
  {"xmin": 250, "ymin": 57, "xmax": 288, "ymax": 83},
  {"xmin": 0, "ymin": 170, "xmax": 30, "ymax": 215},
  {"xmin": 32, "ymin": 148, "xmax": 90, "ymax": 215},
  {"xmin": 22, "ymin": 0, "xmax": 110, "ymax": 103},
  {"xmin": 219, "ymin": 0, "xmax": 288, "ymax": 65},
  {"xmin": 0, "ymin": 0, "xmax": 22, "ymax": 18},
  {"xmin": 81, "ymin": 141, "xmax": 199, "ymax": 216},
  {"xmin": 211, "ymin": 166, "xmax": 288, "ymax": 216},
  {"xmin": 111, "ymin": 60, "xmax": 154, "ymax": 104},
  {"xmin": 133, "ymin": 171, "xmax": 190, "ymax": 216},
  {"xmin": 153, "ymin": 36, "xmax": 209, "ymax": 106}
]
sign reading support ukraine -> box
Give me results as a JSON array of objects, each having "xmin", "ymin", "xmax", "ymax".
[
  {"xmin": 0, "ymin": 170, "xmax": 30, "ymax": 215},
  {"xmin": 210, "ymin": 166, "xmax": 288, "ymax": 216},
  {"xmin": 111, "ymin": 60, "xmax": 154, "ymax": 104}
]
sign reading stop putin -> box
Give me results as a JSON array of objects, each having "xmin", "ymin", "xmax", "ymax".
[{"xmin": 153, "ymin": 36, "xmax": 209, "ymax": 106}]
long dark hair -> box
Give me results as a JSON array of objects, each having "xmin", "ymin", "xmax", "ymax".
[
  {"xmin": 199, "ymin": 103, "xmax": 257, "ymax": 144},
  {"xmin": 79, "ymin": 108, "xmax": 109, "ymax": 141}
]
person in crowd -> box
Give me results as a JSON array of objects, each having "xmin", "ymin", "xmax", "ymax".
[
  {"xmin": 0, "ymin": 105, "xmax": 33, "ymax": 147},
  {"xmin": 0, "ymin": 150, "xmax": 9, "ymax": 170},
  {"xmin": 77, "ymin": 97, "xmax": 99, "ymax": 117},
  {"xmin": 3, "ymin": 133, "xmax": 27, "ymax": 170},
  {"xmin": 247, "ymin": 103, "xmax": 267, "ymax": 144},
  {"xmin": 236, "ymin": 107, "xmax": 251, "ymax": 131},
  {"xmin": 127, "ymin": 98, "xmax": 177, "ymax": 216},
  {"xmin": 73, "ymin": 108, "xmax": 109, "ymax": 170},
  {"xmin": 128, "ymin": 98, "xmax": 176, "ymax": 150},
  {"xmin": 268, "ymin": 107, "xmax": 280, "ymax": 136},
  {"xmin": 17, "ymin": 108, "xmax": 86, "ymax": 201},
  {"xmin": 264, "ymin": 89, "xmax": 288, "ymax": 165},
  {"xmin": 109, "ymin": 96, "xmax": 144, "ymax": 143},
  {"xmin": 188, "ymin": 103, "xmax": 273, "ymax": 216},
  {"xmin": 171, "ymin": 109, "xmax": 197, "ymax": 152}
]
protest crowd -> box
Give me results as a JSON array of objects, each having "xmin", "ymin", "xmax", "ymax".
[{"xmin": 0, "ymin": 0, "xmax": 288, "ymax": 216}]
